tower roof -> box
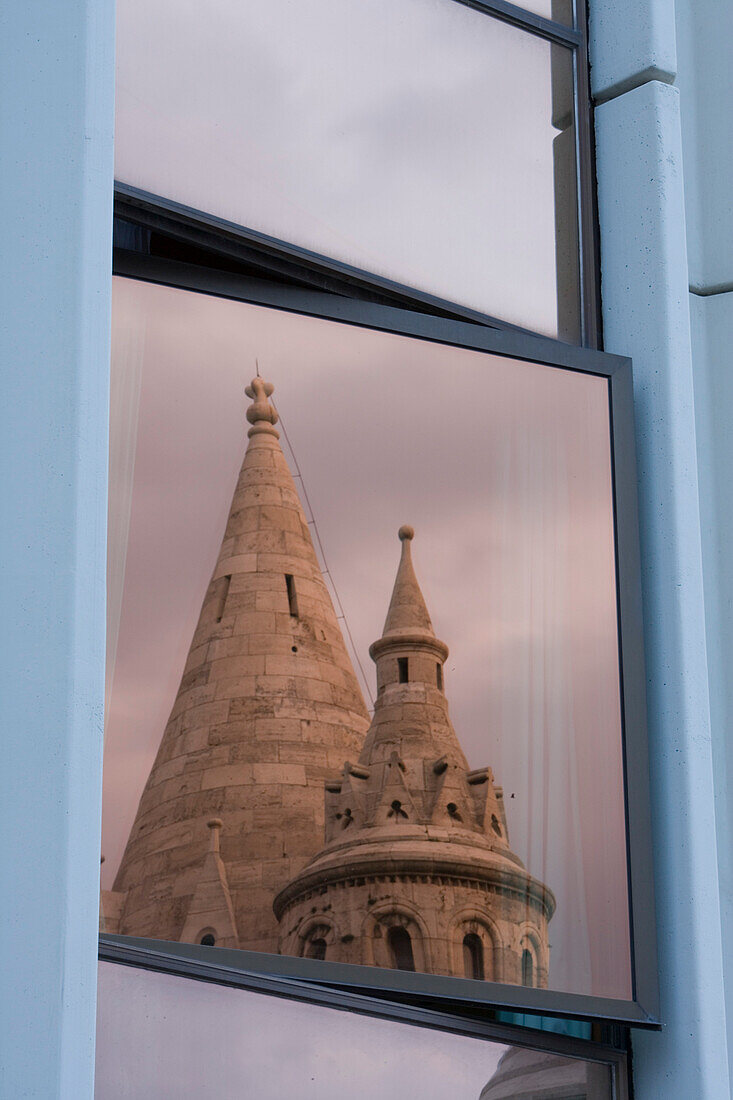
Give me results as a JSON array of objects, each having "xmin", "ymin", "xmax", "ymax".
[
  {"xmin": 381, "ymin": 525, "xmax": 434, "ymax": 639},
  {"xmin": 113, "ymin": 375, "xmax": 369, "ymax": 951},
  {"xmin": 370, "ymin": 527, "xmax": 448, "ymax": 664}
]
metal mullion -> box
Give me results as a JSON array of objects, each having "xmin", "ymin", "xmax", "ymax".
[
  {"xmin": 573, "ymin": 0, "xmax": 603, "ymax": 348},
  {"xmin": 451, "ymin": 0, "xmax": 581, "ymax": 47}
]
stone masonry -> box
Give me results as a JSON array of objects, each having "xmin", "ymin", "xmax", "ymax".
[
  {"xmin": 110, "ymin": 377, "xmax": 369, "ymax": 951},
  {"xmin": 275, "ymin": 527, "xmax": 555, "ymax": 985},
  {"xmin": 106, "ymin": 379, "xmax": 554, "ymax": 989}
]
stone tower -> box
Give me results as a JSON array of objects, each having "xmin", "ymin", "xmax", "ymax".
[
  {"xmin": 275, "ymin": 527, "xmax": 555, "ymax": 985},
  {"xmin": 109, "ymin": 376, "xmax": 370, "ymax": 951}
]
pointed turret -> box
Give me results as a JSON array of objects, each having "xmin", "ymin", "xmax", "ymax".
[
  {"xmin": 113, "ymin": 376, "xmax": 369, "ymax": 951},
  {"xmin": 363, "ymin": 524, "xmax": 454, "ymax": 767},
  {"xmin": 276, "ymin": 528, "xmax": 555, "ymax": 987},
  {"xmin": 381, "ymin": 525, "xmax": 435, "ymax": 638}
]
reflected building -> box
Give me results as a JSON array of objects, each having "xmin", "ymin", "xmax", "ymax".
[
  {"xmin": 276, "ymin": 524, "xmax": 554, "ymax": 983},
  {"xmin": 479, "ymin": 1046, "xmax": 611, "ymax": 1099},
  {"xmin": 103, "ymin": 377, "xmax": 554, "ymax": 985}
]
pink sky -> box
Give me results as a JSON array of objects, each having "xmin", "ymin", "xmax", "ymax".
[{"xmin": 104, "ymin": 276, "xmax": 631, "ymax": 1000}]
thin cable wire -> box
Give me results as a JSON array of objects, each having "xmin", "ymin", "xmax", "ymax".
[{"xmin": 272, "ymin": 401, "xmax": 375, "ymax": 710}]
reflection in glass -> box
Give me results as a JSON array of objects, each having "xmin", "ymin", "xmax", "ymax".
[
  {"xmin": 102, "ymin": 279, "xmax": 631, "ymax": 1001},
  {"xmin": 464, "ymin": 934, "xmax": 485, "ymax": 981},
  {"xmin": 388, "ymin": 927, "xmax": 417, "ymax": 972},
  {"xmin": 480, "ymin": 1046, "xmax": 612, "ymax": 1100},
  {"xmin": 522, "ymin": 950, "xmax": 534, "ymax": 987},
  {"xmin": 514, "ymin": 0, "xmax": 575, "ymax": 25},
  {"xmin": 95, "ymin": 962, "xmax": 614, "ymax": 1099},
  {"xmin": 116, "ymin": 0, "xmax": 579, "ymax": 338}
]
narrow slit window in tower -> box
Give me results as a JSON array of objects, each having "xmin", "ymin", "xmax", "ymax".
[
  {"xmin": 212, "ymin": 574, "xmax": 231, "ymax": 623},
  {"xmin": 436, "ymin": 662, "xmax": 443, "ymax": 690},
  {"xmin": 285, "ymin": 573, "xmax": 299, "ymax": 617},
  {"xmin": 462, "ymin": 933, "xmax": 484, "ymax": 981},
  {"xmin": 306, "ymin": 938, "xmax": 327, "ymax": 961},
  {"xmin": 398, "ymin": 657, "xmax": 408, "ymax": 683},
  {"xmin": 521, "ymin": 948, "xmax": 534, "ymax": 987},
  {"xmin": 387, "ymin": 925, "xmax": 416, "ymax": 971}
]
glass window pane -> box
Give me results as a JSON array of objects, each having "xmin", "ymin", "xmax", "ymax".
[
  {"xmin": 95, "ymin": 961, "xmax": 615, "ymax": 1098},
  {"xmin": 115, "ymin": 0, "xmax": 579, "ymax": 340},
  {"xmin": 103, "ymin": 277, "xmax": 631, "ymax": 1003},
  {"xmin": 514, "ymin": 0, "xmax": 574, "ymax": 24}
]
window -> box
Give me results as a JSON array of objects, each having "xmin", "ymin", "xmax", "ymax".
[
  {"xmin": 285, "ymin": 573, "xmax": 298, "ymax": 617},
  {"xmin": 200, "ymin": 933, "xmax": 216, "ymax": 947},
  {"xmin": 212, "ymin": 574, "xmax": 231, "ymax": 623},
  {"xmin": 115, "ymin": 0, "xmax": 594, "ymax": 342},
  {"xmin": 306, "ymin": 939, "xmax": 327, "ymax": 962},
  {"xmin": 102, "ymin": 0, "xmax": 655, "ymax": 1050},
  {"xmin": 387, "ymin": 927, "xmax": 416, "ymax": 973},
  {"xmin": 522, "ymin": 949, "xmax": 535, "ymax": 988},
  {"xmin": 103, "ymin": 268, "xmax": 655, "ymax": 1028},
  {"xmin": 96, "ymin": 957, "xmax": 623, "ymax": 1096},
  {"xmin": 463, "ymin": 933, "xmax": 485, "ymax": 981}
]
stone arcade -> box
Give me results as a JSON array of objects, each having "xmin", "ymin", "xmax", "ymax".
[{"xmin": 103, "ymin": 376, "xmax": 554, "ymax": 987}]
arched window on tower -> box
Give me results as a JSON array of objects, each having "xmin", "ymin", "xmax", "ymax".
[
  {"xmin": 387, "ymin": 925, "xmax": 416, "ymax": 971},
  {"xmin": 301, "ymin": 924, "xmax": 331, "ymax": 961},
  {"xmin": 462, "ymin": 933, "xmax": 484, "ymax": 981},
  {"xmin": 521, "ymin": 948, "xmax": 534, "ymax": 987},
  {"xmin": 305, "ymin": 937, "xmax": 327, "ymax": 961},
  {"xmin": 199, "ymin": 933, "xmax": 216, "ymax": 947}
]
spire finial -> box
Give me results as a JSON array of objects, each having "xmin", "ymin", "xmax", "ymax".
[
  {"xmin": 245, "ymin": 376, "xmax": 279, "ymax": 438},
  {"xmin": 378, "ymin": 525, "xmax": 437, "ymax": 641}
]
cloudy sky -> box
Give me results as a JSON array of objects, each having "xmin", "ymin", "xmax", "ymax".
[
  {"xmin": 115, "ymin": 0, "xmax": 573, "ymax": 337},
  {"xmin": 96, "ymin": 962, "xmax": 508, "ymax": 1098},
  {"xmin": 104, "ymin": 278, "xmax": 631, "ymax": 1002}
]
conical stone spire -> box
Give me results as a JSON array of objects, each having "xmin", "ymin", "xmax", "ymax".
[
  {"xmin": 276, "ymin": 529, "xmax": 554, "ymax": 986},
  {"xmin": 113, "ymin": 376, "xmax": 369, "ymax": 952},
  {"xmin": 381, "ymin": 525, "xmax": 434, "ymax": 638}
]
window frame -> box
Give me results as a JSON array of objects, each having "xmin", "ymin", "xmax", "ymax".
[{"xmin": 108, "ymin": 231, "xmax": 658, "ymax": 1028}]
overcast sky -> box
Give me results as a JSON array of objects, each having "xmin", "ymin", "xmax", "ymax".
[
  {"xmin": 115, "ymin": 0, "xmax": 570, "ymax": 336},
  {"xmin": 104, "ymin": 277, "xmax": 631, "ymax": 1001}
]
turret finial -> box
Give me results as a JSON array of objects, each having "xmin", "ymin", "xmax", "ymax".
[
  {"xmin": 380, "ymin": 526, "xmax": 436, "ymax": 640},
  {"xmin": 245, "ymin": 376, "xmax": 279, "ymax": 438}
]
